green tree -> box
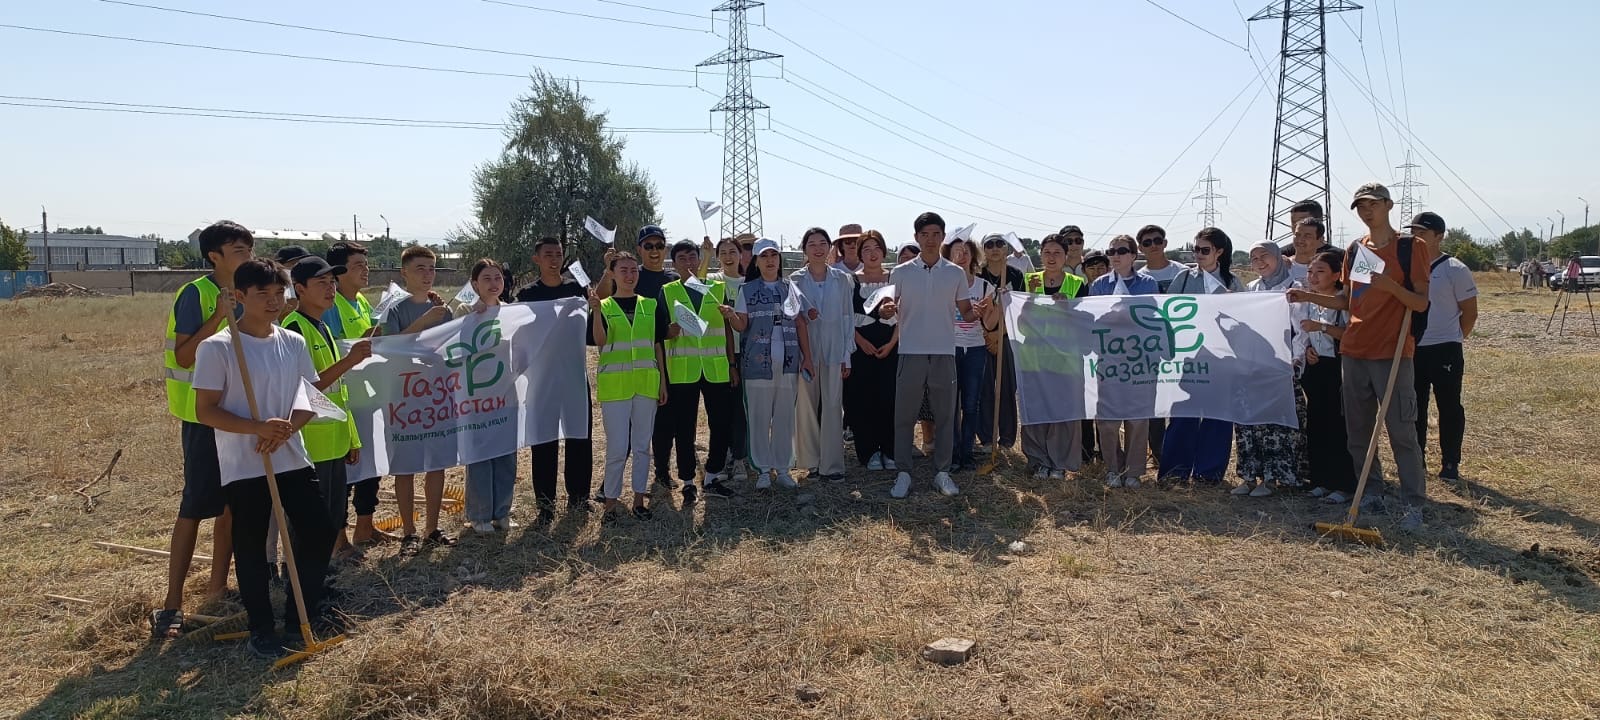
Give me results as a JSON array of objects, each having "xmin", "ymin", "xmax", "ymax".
[
  {"xmin": 1500, "ymin": 228, "xmax": 1540, "ymax": 264},
  {"xmin": 157, "ymin": 239, "xmax": 197, "ymax": 268},
  {"xmin": 457, "ymin": 71, "xmax": 660, "ymax": 284},
  {"xmin": 55, "ymin": 226, "xmax": 103, "ymax": 235},
  {"xmin": 0, "ymin": 221, "xmax": 32, "ymax": 271},
  {"xmin": 1547, "ymin": 226, "xmax": 1599, "ymax": 261},
  {"xmin": 1439, "ymin": 228, "xmax": 1495, "ymax": 271}
]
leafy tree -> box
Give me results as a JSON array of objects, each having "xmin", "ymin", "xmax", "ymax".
[
  {"xmin": 0, "ymin": 220, "xmax": 32, "ymax": 271},
  {"xmin": 457, "ymin": 71, "xmax": 660, "ymax": 284},
  {"xmin": 158, "ymin": 239, "xmax": 197, "ymax": 268},
  {"xmin": 1439, "ymin": 228, "xmax": 1495, "ymax": 271},
  {"xmin": 1547, "ymin": 226, "xmax": 1599, "ymax": 261},
  {"xmin": 54, "ymin": 226, "xmax": 104, "ymax": 235},
  {"xmin": 1500, "ymin": 228, "xmax": 1540, "ymax": 264}
]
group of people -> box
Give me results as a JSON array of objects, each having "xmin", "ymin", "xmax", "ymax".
[{"xmin": 150, "ymin": 180, "xmax": 1478, "ymax": 659}]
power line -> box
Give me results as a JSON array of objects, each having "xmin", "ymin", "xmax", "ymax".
[
  {"xmin": 1369, "ymin": 0, "xmax": 1403, "ymax": 137},
  {"xmin": 89, "ymin": 3, "xmax": 705, "ymax": 74},
  {"xmin": 589, "ymin": 0, "xmax": 722, "ymax": 21},
  {"xmin": 1140, "ymin": 0, "xmax": 1249, "ymax": 51},
  {"xmin": 761, "ymin": 25, "xmax": 1165, "ymax": 196},
  {"xmin": 1341, "ymin": 11, "xmax": 1393, "ymax": 170},
  {"xmin": 479, "ymin": 0, "xmax": 713, "ymax": 33}
]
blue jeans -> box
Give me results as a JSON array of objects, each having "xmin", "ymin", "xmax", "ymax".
[
  {"xmin": 465, "ymin": 453, "xmax": 517, "ymax": 523},
  {"xmin": 953, "ymin": 346, "xmax": 988, "ymax": 466}
]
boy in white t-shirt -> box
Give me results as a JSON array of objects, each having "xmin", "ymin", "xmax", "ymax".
[{"xmin": 192, "ymin": 258, "xmax": 338, "ymax": 660}]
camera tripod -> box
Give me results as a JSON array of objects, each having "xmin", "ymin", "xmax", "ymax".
[{"xmin": 1546, "ymin": 280, "xmax": 1599, "ymax": 337}]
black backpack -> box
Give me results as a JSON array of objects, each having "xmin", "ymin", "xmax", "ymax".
[{"xmin": 1345, "ymin": 234, "xmax": 1429, "ymax": 341}]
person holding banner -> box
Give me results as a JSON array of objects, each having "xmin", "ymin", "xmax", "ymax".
[
  {"xmin": 656, "ymin": 241, "xmax": 737, "ymax": 504},
  {"xmin": 456, "ymin": 259, "xmax": 523, "ymax": 533},
  {"xmin": 723, "ymin": 239, "xmax": 814, "ymax": 489},
  {"xmin": 591, "ymin": 252, "xmax": 669, "ymax": 521},
  {"xmin": 1089, "ymin": 235, "xmax": 1157, "ymax": 488},
  {"xmin": 789, "ymin": 228, "xmax": 855, "ymax": 481},
  {"xmin": 282, "ymin": 256, "xmax": 372, "ymax": 562},
  {"xmin": 1058, "ymin": 226, "xmax": 1089, "ymax": 278},
  {"xmin": 1158, "ymin": 228, "xmax": 1243, "ymax": 486},
  {"xmin": 515, "ymin": 237, "xmax": 596, "ymax": 519},
  {"xmin": 1020, "ymin": 234, "xmax": 1089, "ymax": 480},
  {"xmin": 707, "ymin": 238, "xmax": 750, "ymax": 485},
  {"xmin": 1231, "ymin": 242, "xmax": 1303, "ymax": 497},
  {"xmin": 322, "ymin": 241, "xmax": 390, "ymax": 547},
  {"xmin": 847, "ymin": 230, "xmax": 900, "ymax": 470},
  {"xmin": 383, "ymin": 246, "xmax": 457, "ymax": 552},
  {"xmin": 978, "ymin": 234, "xmax": 1025, "ymax": 453}
]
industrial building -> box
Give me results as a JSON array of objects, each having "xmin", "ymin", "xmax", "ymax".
[{"xmin": 25, "ymin": 233, "xmax": 158, "ymax": 271}]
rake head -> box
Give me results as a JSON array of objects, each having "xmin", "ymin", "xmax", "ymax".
[
  {"xmin": 1313, "ymin": 521, "xmax": 1385, "ymax": 547},
  {"xmin": 273, "ymin": 629, "xmax": 348, "ymax": 670}
]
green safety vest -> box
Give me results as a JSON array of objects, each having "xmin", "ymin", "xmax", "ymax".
[
  {"xmin": 163, "ymin": 276, "xmax": 224, "ymax": 423},
  {"xmin": 596, "ymin": 297, "xmax": 661, "ymax": 402},
  {"xmin": 332, "ymin": 291, "xmax": 374, "ymax": 340},
  {"xmin": 1026, "ymin": 271, "xmax": 1084, "ymax": 298},
  {"xmin": 659, "ymin": 280, "xmax": 729, "ymax": 384},
  {"xmin": 282, "ymin": 312, "xmax": 360, "ymax": 462}
]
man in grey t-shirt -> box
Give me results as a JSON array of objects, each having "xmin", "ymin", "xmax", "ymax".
[
  {"xmin": 888, "ymin": 212, "xmax": 980, "ymax": 499},
  {"xmin": 1407, "ymin": 212, "xmax": 1478, "ymax": 483}
]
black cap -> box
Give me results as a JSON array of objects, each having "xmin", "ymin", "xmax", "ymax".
[
  {"xmin": 1404, "ymin": 211, "xmax": 1446, "ymax": 235},
  {"xmin": 290, "ymin": 255, "xmax": 347, "ymax": 286},
  {"xmin": 1082, "ymin": 249, "xmax": 1109, "ymax": 267},
  {"xmin": 274, "ymin": 245, "xmax": 310, "ymax": 265}
]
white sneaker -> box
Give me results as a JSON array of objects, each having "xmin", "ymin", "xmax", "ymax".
[
  {"xmin": 1322, "ymin": 490, "xmax": 1351, "ymax": 504},
  {"xmin": 1122, "ymin": 475, "xmax": 1141, "ymax": 489},
  {"xmin": 491, "ymin": 517, "xmax": 518, "ymax": 530},
  {"xmin": 1231, "ymin": 482, "xmax": 1254, "ymax": 495},
  {"xmin": 933, "ymin": 472, "xmax": 959, "ymax": 496},
  {"xmin": 890, "ymin": 472, "xmax": 912, "ymax": 499},
  {"xmin": 1032, "ymin": 467, "xmax": 1048, "ymax": 480},
  {"xmin": 1104, "ymin": 471, "xmax": 1123, "ymax": 488},
  {"xmin": 470, "ymin": 521, "xmax": 496, "ymax": 534},
  {"xmin": 1047, "ymin": 469, "xmax": 1065, "ymax": 481},
  {"xmin": 867, "ymin": 453, "xmax": 884, "ymax": 471},
  {"xmin": 1248, "ymin": 484, "xmax": 1273, "ymax": 497},
  {"xmin": 1309, "ymin": 486, "xmax": 1329, "ymax": 498},
  {"xmin": 775, "ymin": 471, "xmax": 798, "ymax": 489},
  {"xmin": 884, "ymin": 458, "xmax": 897, "ymax": 470},
  {"xmin": 754, "ymin": 471, "xmax": 772, "ymax": 490}
]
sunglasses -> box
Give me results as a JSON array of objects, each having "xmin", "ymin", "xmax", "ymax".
[
  {"xmin": 983, "ymin": 239, "xmax": 1007, "ymax": 248},
  {"xmin": 1065, "ymin": 237, "xmax": 1085, "ymax": 245},
  {"xmin": 1108, "ymin": 247, "xmax": 1135, "ymax": 256},
  {"xmin": 639, "ymin": 243, "xmax": 665, "ymax": 251},
  {"xmin": 1139, "ymin": 237, "xmax": 1166, "ymax": 247},
  {"xmin": 1194, "ymin": 246, "xmax": 1216, "ymax": 256}
]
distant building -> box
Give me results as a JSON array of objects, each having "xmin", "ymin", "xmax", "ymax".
[
  {"xmin": 186, "ymin": 227, "xmax": 381, "ymax": 252},
  {"xmin": 25, "ymin": 233, "xmax": 158, "ymax": 271}
]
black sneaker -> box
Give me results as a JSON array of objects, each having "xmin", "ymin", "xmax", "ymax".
[
  {"xmin": 248, "ymin": 631, "xmax": 289, "ymax": 660},
  {"xmin": 1438, "ymin": 463, "xmax": 1461, "ymax": 481},
  {"xmin": 681, "ymin": 483, "xmax": 699, "ymax": 507},
  {"xmin": 704, "ymin": 481, "xmax": 736, "ymax": 499},
  {"xmin": 535, "ymin": 504, "xmax": 556, "ymax": 524},
  {"xmin": 423, "ymin": 529, "xmax": 457, "ymax": 548},
  {"xmin": 632, "ymin": 505, "xmax": 653, "ymax": 520},
  {"xmin": 567, "ymin": 498, "xmax": 594, "ymax": 514}
]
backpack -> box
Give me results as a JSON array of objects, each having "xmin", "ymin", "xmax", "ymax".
[{"xmin": 1345, "ymin": 234, "xmax": 1429, "ymax": 341}]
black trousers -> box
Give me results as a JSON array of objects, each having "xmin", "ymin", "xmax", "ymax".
[
  {"xmin": 1413, "ymin": 341, "xmax": 1465, "ymax": 468},
  {"xmin": 1302, "ymin": 355, "xmax": 1358, "ymax": 493},
  {"xmin": 847, "ymin": 348, "xmax": 898, "ymax": 464},
  {"xmin": 978, "ymin": 344, "xmax": 1017, "ymax": 448},
  {"xmin": 529, "ymin": 437, "xmax": 593, "ymax": 506},
  {"xmin": 653, "ymin": 378, "xmax": 734, "ymax": 481},
  {"xmin": 224, "ymin": 467, "xmax": 336, "ymax": 635}
]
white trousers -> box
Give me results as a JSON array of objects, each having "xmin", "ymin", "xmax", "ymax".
[
  {"xmin": 744, "ymin": 375, "xmax": 797, "ymax": 474},
  {"xmin": 794, "ymin": 364, "xmax": 846, "ymax": 475},
  {"xmin": 601, "ymin": 395, "xmax": 657, "ymax": 500}
]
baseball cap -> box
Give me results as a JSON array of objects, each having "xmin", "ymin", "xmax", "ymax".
[
  {"xmin": 274, "ymin": 245, "xmax": 310, "ymax": 265},
  {"xmin": 1349, "ymin": 182, "xmax": 1392, "ymax": 208},
  {"xmin": 1404, "ymin": 211, "xmax": 1447, "ymax": 235},
  {"xmin": 836, "ymin": 223, "xmax": 863, "ymax": 241},
  {"xmin": 1082, "ymin": 249, "xmax": 1109, "ymax": 267},
  {"xmin": 752, "ymin": 238, "xmax": 781, "ymax": 257},
  {"xmin": 898, "ymin": 242, "xmax": 920, "ymax": 256},
  {"xmin": 1057, "ymin": 224, "xmax": 1084, "ymax": 237},
  {"xmin": 290, "ymin": 255, "xmax": 347, "ymax": 286},
  {"xmin": 636, "ymin": 225, "xmax": 666, "ymax": 244}
]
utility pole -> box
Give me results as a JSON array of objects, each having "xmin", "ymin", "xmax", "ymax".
[
  {"xmin": 352, "ymin": 214, "xmax": 359, "ymax": 242},
  {"xmin": 379, "ymin": 214, "xmax": 390, "ymax": 241},
  {"xmin": 1548, "ymin": 217, "xmax": 1557, "ymax": 242},
  {"xmin": 1250, "ymin": 0, "xmax": 1362, "ymax": 243},
  {"xmin": 1580, "ymin": 197, "xmax": 1590, "ymax": 229},
  {"xmin": 1393, "ymin": 149, "xmax": 1426, "ymax": 220},
  {"xmin": 698, "ymin": 0, "xmax": 781, "ymax": 239},
  {"xmin": 1557, "ymin": 210, "xmax": 1565, "ymax": 237},
  {"xmin": 40, "ymin": 206, "xmax": 48, "ymax": 274},
  {"xmin": 1194, "ymin": 166, "xmax": 1224, "ymax": 228}
]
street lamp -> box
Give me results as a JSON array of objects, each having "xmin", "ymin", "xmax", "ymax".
[
  {"xmin": 1558, "ymin": 210, "xmax": 1565, "ymax": 237},
  {"xmin": 378, "ymin": 214, "xmax": 390, "ymax": 241},
  {"xmin": 1581, "ymin": 197, "xmax": 1590, "ymax": 230}
]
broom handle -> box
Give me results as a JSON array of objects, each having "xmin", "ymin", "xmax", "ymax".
[
  {"xmin": 229, "ymin": 330, "xmax": 317, "ymax": 645},
  {"xmin": 1344, "ymin": 311, "xmax": 1411, "ymax": 526}
]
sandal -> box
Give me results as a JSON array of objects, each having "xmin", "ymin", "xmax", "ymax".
[
  {"xmin": 423, "ymin": 529, "xmax": 457, "ymax": 548},
  {"xmin": 398, "ymin": 534, "xmax": 422, "ymax": 556},
  {"xmin": 150, "ymin": 609, "xmax": 184, "ymax": 640}
]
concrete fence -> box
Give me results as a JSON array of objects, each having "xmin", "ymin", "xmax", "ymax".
[{"xmin": 39, "ymin": 269, "xmax": 466, "ymax": 296}]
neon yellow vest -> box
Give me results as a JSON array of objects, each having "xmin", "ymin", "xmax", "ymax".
[
  {"xmin": 596, "ymin": 297, "xmax": 661, "ymax": 402},
  {"xmin": 1026, "ymin": 271, "xmax": 1084, "ymax": 298},
  {"xmin": 163, "ymin": 276, "xmax": 224, "ymax": 423},
  {"xmin": 659, "ymin": 280, "xmax": 729, "ymax": 384},
  {"xmin": 332, "ymin": 291, "xmax": 374, "ymax": 340},
  {"xmin": 282, "ymin": 312, "xmax": 359, "ymax": 462}
]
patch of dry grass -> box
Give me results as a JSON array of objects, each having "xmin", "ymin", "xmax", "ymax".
[{"xmin": 2, "ymin": 278, "xmax": 1598, "ymax": 719}]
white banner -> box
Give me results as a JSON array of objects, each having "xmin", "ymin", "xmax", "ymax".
[
  {"xmin": 1004, "ymin": 292, "xmax": 1297, "ymax": 427},
  {"xmin": 344, "ymin": 298, "xmax": 591, "ymax": 477}
]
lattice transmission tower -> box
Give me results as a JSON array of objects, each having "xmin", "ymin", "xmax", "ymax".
[
  {"xmin": 1196, "ymin": 166, "xmax": 1225, "ymax": 229},
  {"xmin": 1393, "ymin": 149, "xmax": 1427, "ymax": 220},
  {"xmin": 698, "ymin": 1, "xmax": 780, "ymax": 239}
]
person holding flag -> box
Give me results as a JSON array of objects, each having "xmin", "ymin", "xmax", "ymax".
[
  {"xmin": 654, "ymin": 241, "xmax": 737, "ymax": 504},
  {"xmin": 791, "ymin": 227, "xmax": 856, "ymax": 482},
  {"xmin": 721, "ymin": 239, "xmax": 814, "ymax": 490}
]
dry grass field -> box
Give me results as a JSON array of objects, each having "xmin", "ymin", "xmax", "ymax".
[{"xmin": 3, "ymin": 274, "xmax": 1599, "ymax": 719}]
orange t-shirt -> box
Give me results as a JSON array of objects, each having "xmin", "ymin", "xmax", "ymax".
[{"xmin": 1339, "ymin": 234, "xmax": 1431, "ymax": 361}]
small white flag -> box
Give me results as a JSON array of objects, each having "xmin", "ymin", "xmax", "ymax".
[
  {"xmin": 866, "ymin": 283, "xmax": 897, "ymax": 312},
  {"xmin": 373, "ymin": 281, "xmax": 409, "ymax": 322},
  {"xmin": 684, "ymin": 275, "xmax": 710, "ymax": 293},
  {"xmin": 1202, "ymin": 271, "xmax": 1222, "ymax": 294},
  {"xmin": 696, "ymin": 198, "xmax": 723, "ymax": 221},
  {"xmin": 1003, "ymin": 232, "xmax": 1026, "ymax": 254},
  {"xmin": 672, "ymin": 302, "xmax": 708, "ymax": 337},
  {"xmin": 782, "ymin": 285, "xmax": 803, "ymax": 319},
  {"xmin": 1349, "ymin": 242, "xmax": 1386, "ymax": 284},
  {"xmin": 453, "ymin": 283, "xmax": 479, "ymax": 308},
  {"xmin": 583, "ymin": 216, "xmax": 616, "ymax": 245},
  {"xmin": 951, "ymin": 222, "xmax": 977, "ymax": 243},
  {"xmin": 285, "ymin": 282, "xmax": 297, "ymax": 300},
  {"xmin": 298, "ymin": 377, "xmax": 348, "ymax": 425},
  {"xmin": 567, "ymin": 260, "xmax": 592, "ymax": 289}
]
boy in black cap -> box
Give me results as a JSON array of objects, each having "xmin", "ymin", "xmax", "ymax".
[{"xmin": 1405, "ymin": 211, "xmax": 1476, "ymax": 483}]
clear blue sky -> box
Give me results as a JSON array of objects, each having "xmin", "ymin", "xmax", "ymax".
[{"xmin": 2, "ymin": 0, "xmax": 1595, "ymax": 251}]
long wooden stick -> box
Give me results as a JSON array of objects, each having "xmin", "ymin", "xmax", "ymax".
[
  {"xmin": 1343, "ymin": 312, "xmax": 1412, "ymax": 526},
  {"xmin": 93, "ymin": 541, "xmax": 212, "ymax": 563}
]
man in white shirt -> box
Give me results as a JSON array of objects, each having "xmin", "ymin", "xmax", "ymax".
[
  {"xmin": 1288, "ymin": 217, "xmax": 1333, "ymax": 284},
  {"xmin": 888, "ymin": 212, "xmax": 982, "ymax": 498},
  {"xmin": 192, "ymin": 258, "xmax": 338, "ymax": 660},
  {"xmin": 1406, "ymin": 211, "xmax": 1477, "ymax": 484},
  {"xmin": 1136, "ymin": 224, "xmax": 1184, "ymax": 293}
]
